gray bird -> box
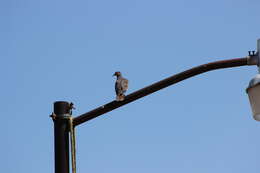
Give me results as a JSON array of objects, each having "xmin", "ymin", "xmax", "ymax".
[{"xmin": 113, "ymin": 71, "xmax": 128, "ymax": 101}]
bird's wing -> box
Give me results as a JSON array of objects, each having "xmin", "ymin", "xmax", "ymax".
[{"xmin": 120, "ymin": 78, "xmax": 128, "ymax": 93}]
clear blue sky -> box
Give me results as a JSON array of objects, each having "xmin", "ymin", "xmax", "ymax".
[{"xmin": 2, "ymin": 0, "xmax": 260, "ymax": 172}]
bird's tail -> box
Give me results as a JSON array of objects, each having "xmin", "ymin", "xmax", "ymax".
[{"xmin": 116, "ymin": 94, "xmax": 125, "ymax": 101}]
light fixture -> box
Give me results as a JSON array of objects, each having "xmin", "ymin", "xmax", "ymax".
[{"xmin": 246, "ymin": 39, "xmax": 260, "ymax": 121}]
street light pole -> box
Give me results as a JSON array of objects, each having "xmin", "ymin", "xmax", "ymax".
[
  {"xmin": 52, "ymin": 101, "xmax": 71, "ymax": 173},
  {"xmin": 50, "ymin": 39, "xmax": 260, "ymax": 173}
]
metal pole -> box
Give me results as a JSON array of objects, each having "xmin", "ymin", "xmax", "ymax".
[{"xmin": 53, "ymin": 101, "xmax": 71, "ymax": 173}]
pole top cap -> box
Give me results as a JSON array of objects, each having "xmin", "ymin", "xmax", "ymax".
[{"xmin": 54, "ymin": 101, "xmax": 71, "ymax": 115}]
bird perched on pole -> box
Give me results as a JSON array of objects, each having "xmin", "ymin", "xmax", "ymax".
[{"xmin": 113, "ymin": 71, "xmax": 128, "ymax": 101}]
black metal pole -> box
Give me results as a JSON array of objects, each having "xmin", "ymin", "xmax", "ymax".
[{"xmin": 53, "ymin": 101, "xmax": 71, "ymax": 173}]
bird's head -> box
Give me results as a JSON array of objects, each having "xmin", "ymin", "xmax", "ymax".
[{"xmin": 113, "ymin": 71, "xmax": 121, "ymax": 77}]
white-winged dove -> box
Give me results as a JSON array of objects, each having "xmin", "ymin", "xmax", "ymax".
[{"xmin": 113, "ymin": 71, "xmax": 128, "ymax": 101}]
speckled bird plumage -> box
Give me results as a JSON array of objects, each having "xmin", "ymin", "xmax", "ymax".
[{"xmin": 113, "ymin": 71, "xmax": 128, "ymax": 101}]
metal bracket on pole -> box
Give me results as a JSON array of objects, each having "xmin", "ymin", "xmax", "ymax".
[{"xmin": 247, "ymin": 39, "xmax": 260, "ymax": 67}]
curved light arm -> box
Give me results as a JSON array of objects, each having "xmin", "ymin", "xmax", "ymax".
[{"xmin": 73, "ymin": 57, "xmax": 257, "ymax": 127}]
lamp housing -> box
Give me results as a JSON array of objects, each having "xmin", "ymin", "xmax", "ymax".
[{"xmin": 247, "ymin": 74, "xmax": 260, "ymax": 121}]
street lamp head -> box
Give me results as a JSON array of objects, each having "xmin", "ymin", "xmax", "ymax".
[
  {"xmin": 247, "ymin": 74, "xmax": 260, "ymax": 121},
  {"xmin": 246, "ymin": 39, "xmax": 260, "ymax": 121}
]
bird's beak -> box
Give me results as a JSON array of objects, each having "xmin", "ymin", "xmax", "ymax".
[{"xmin": 112, "ymin": 73, "xmax": 116, "ymax": 77}]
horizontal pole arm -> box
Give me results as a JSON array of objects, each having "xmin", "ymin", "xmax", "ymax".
[{"xmin": 73, "ymin": 57, "xmax": 251, "ymax": 127}]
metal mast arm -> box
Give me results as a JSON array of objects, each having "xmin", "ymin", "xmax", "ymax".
[{"xmin": 73, "ymin": 57, "xmax": 254, "ymax": 127}]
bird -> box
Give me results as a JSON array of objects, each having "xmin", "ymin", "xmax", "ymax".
[{"xmin": 113, "ymin": 71, "xmax": 128, "ymax": 101}]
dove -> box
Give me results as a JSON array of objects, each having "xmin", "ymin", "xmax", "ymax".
[{"xmin": 113, "ymin": 71, "xmax": 128, "ymax": 101}]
